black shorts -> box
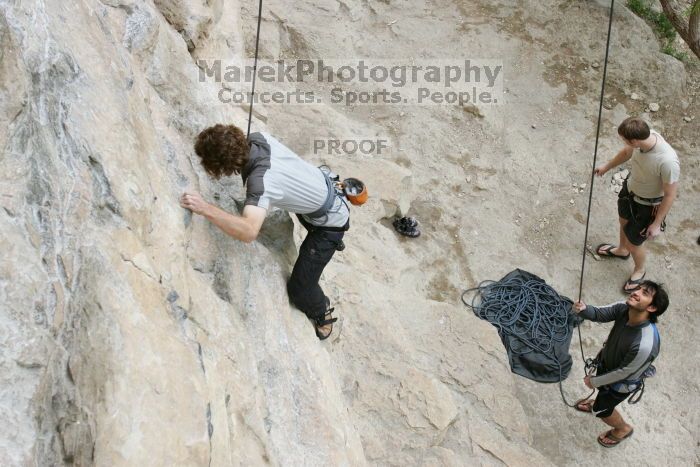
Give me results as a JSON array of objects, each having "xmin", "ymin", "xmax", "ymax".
[
  {"xmin": 592, "ymin": 386, "xmax": 631, "ymax": 418},
  {"xmin": 617, "ymin": 183, "xmax": 658, "ymax": 246}
]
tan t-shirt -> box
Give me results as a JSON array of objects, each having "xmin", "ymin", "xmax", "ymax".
[{"xmin": 627, "ymin": 131, "xmax": 680, "ymax": 199}]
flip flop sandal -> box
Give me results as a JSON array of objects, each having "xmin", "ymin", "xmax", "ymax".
[
  {"xmin": 314, "ymin": 308, "xmax": 338, "ymax": 340},
  {"xmin": 597, "ymin": 428, "xmax": 634, "ymax": 448},
  {"xmin": 596, "ymin": 243, "xmax": 630, "ymax": 259},
  {"xmin": 623, "ymin": 272, "xmax": 646, "ymax": 293},
  {"xmin": 574, "ymin": 399, "xmax": 594, "ymax": 413}
]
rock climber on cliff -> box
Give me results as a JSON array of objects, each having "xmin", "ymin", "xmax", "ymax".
[
  {"xmin": 571, "ymin": 280, "xmax": 667, "ymax": 447},
  {"xmin": 179, "ymin": 124, "xmax": 350, "ymax": 340}
]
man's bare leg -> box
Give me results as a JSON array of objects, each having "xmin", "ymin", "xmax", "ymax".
[
  {"xmin": 627, "ymin": 242, "xmax": 646, "ymax": 279},
  {"xmin": 599, "ymin": 409, "xmax": 633, "ymax": 446},
  {"xmin": 613, "ymin": 217, "xmax": 631, "ymax": 256},
  {"xmin": 611, "ymin": 218, "xmax": 647, "ymax": 278}
]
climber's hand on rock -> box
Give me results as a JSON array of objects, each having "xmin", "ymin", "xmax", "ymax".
[
  {"xmin": 180, "ymin": 191, "xmax": 209, "ymax": 216},
  {"xmin": 572, "ymin": 301, "xmax": 586, "ymax": 313}
]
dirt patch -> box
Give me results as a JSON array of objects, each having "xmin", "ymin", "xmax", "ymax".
[
  {"xmin": 426, "ymin": 259, "xmax": 455, "ymax": 302},
  {"xmin": 542, "ymin": 55, "xmax": 594, "ymax": 105}
]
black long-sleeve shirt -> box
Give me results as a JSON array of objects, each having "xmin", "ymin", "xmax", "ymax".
[{"xmin": 580, "ymin": 302, "xmax": 660, "ymax": 391}]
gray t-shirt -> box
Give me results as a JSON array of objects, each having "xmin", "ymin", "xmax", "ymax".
[
  {"xmin": 242, "ymin": 132, "xmax": 350, "ymax": 228},
  {"xmin": 627, "ymin": 131, "xmax": 680, "ymax": 199}
]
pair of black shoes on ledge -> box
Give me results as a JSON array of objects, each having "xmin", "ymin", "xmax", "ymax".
[{"xmin": 393, "ymin": 216, "xmax": 420, "ymax": 238}]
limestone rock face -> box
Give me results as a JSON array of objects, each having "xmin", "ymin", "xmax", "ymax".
[
  {"xmin": 2, "ymin": 1, "xmax": 699, "ymax": 466},
  {"xmin": 0, "ymin": 1, "xmax": 364, "ymax": 465}
]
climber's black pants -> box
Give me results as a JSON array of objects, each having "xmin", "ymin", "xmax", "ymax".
[{"xmin": 287, "ymin": 229, "xmax": 345, "ymax": 322}]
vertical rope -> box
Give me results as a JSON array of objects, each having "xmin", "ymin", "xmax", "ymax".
[
  {"xmin": 578, "ymin": 0, "xmax": 616, "ymax": 302},
  {"xmin": 247, "ymin": 0, "xmax": 264, "ymax": 139},
  {"xmin": 568, "ymin": 1, "xmax": 616, "ymax": 407}
]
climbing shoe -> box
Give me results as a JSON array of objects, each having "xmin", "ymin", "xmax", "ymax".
[{"xmin": 393, "ymin": 216, "xmax": 420, "ymax": 238}]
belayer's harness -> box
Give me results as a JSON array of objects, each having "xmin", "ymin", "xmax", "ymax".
[
  {"xmin": 587, "ymin": 323, "xmax": 660, "ymax": 404},
  {"xmin": 631, "ymin": 192, "xmax": 664, "ymax": 206},
  {"xmin": 621, "ymin": 179, "xmax": 666, "ymax": 232}
]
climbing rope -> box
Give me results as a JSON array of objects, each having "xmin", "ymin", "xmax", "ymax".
[
  {"xmin": 462, "ymin": 1, "xmax": 616, "ymax": 408},
  {"xmin": 461, "ymin": 277, "xmax": 596, "ymax": 407},
  {"xmin": 578, "ymin": 0, "xmax": 615, "ymax": 302},
  {"xmin": 462, "ymin": 277, "xmax": 572, "ymax": 355},
  {"xmin": 566, "ymin": 0, "xmax": 617, "ymax": 406},
  {"xmin": 246, "ymin": 0, "xmax": 264, "ymax": 139}
]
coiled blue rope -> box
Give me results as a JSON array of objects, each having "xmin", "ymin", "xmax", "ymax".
[
  {"xmin": 462, "ymin": 276, "xmax": 595, "ymax": 407},
  {"xmin": 462, "ymin": 277, "xmax": 573, "ymax": 355}
]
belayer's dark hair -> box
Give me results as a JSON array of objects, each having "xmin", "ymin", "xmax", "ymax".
[
  {"xmin": 194, "ymin": 124, "xmax": 249, "ymax": 178},
  {"xmin": 639, "ymin": 280, "xmax": 669, "ymax": 323},
  {"xmin": 618, "ymin": 117, "xmax": 651, "ymax": 141}
]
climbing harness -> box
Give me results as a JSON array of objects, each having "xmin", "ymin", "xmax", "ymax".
[
  {"xmin": 585, "ymin": 357, "xmax": 655, "ymax": 404},
  {"xmin": 307, "ymin": 174, "xmax": 339, "ymax": 220},
  {"xmin": 307, "ymin": 171, "xmax": 367, "ymax": 217},
  {"xmin": 592, "ymin": 323, "xmax": 659, "ymax": 404},
  {"xmin": 246, "ymin": 0, "xmax": 264, "ymax": 139},
  {"xmin": 303, "ymin": 166, "xmax": 366, "ymax": 230},
  {"xmin": 295, "ymin": 166, "xmax": 351, "ymax": 233},
  {"xmin": 620, "ymin": 180, "xmax": 667, "ymax": 234}
]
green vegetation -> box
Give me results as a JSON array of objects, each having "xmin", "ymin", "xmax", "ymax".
[
  {"xmin": 627, "ymin": 0, "xmax": 676, "ymax": 39},
  {"xmin": 662, "ymin": 42, "xmax": 688, "ymax": 61},
  {"xmin": 626, "ymin": 0, "xmax": 686, "ymax": 60}
]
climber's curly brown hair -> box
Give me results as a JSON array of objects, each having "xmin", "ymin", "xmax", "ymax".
[{"xmin": 194, "ymin": 124, "xmax": 249, "ymax": 178}]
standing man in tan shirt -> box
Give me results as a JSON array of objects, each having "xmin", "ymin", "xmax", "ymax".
[{"xmin": 594, "ymin": 117, "xmax": 680, "ymax": 292}]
